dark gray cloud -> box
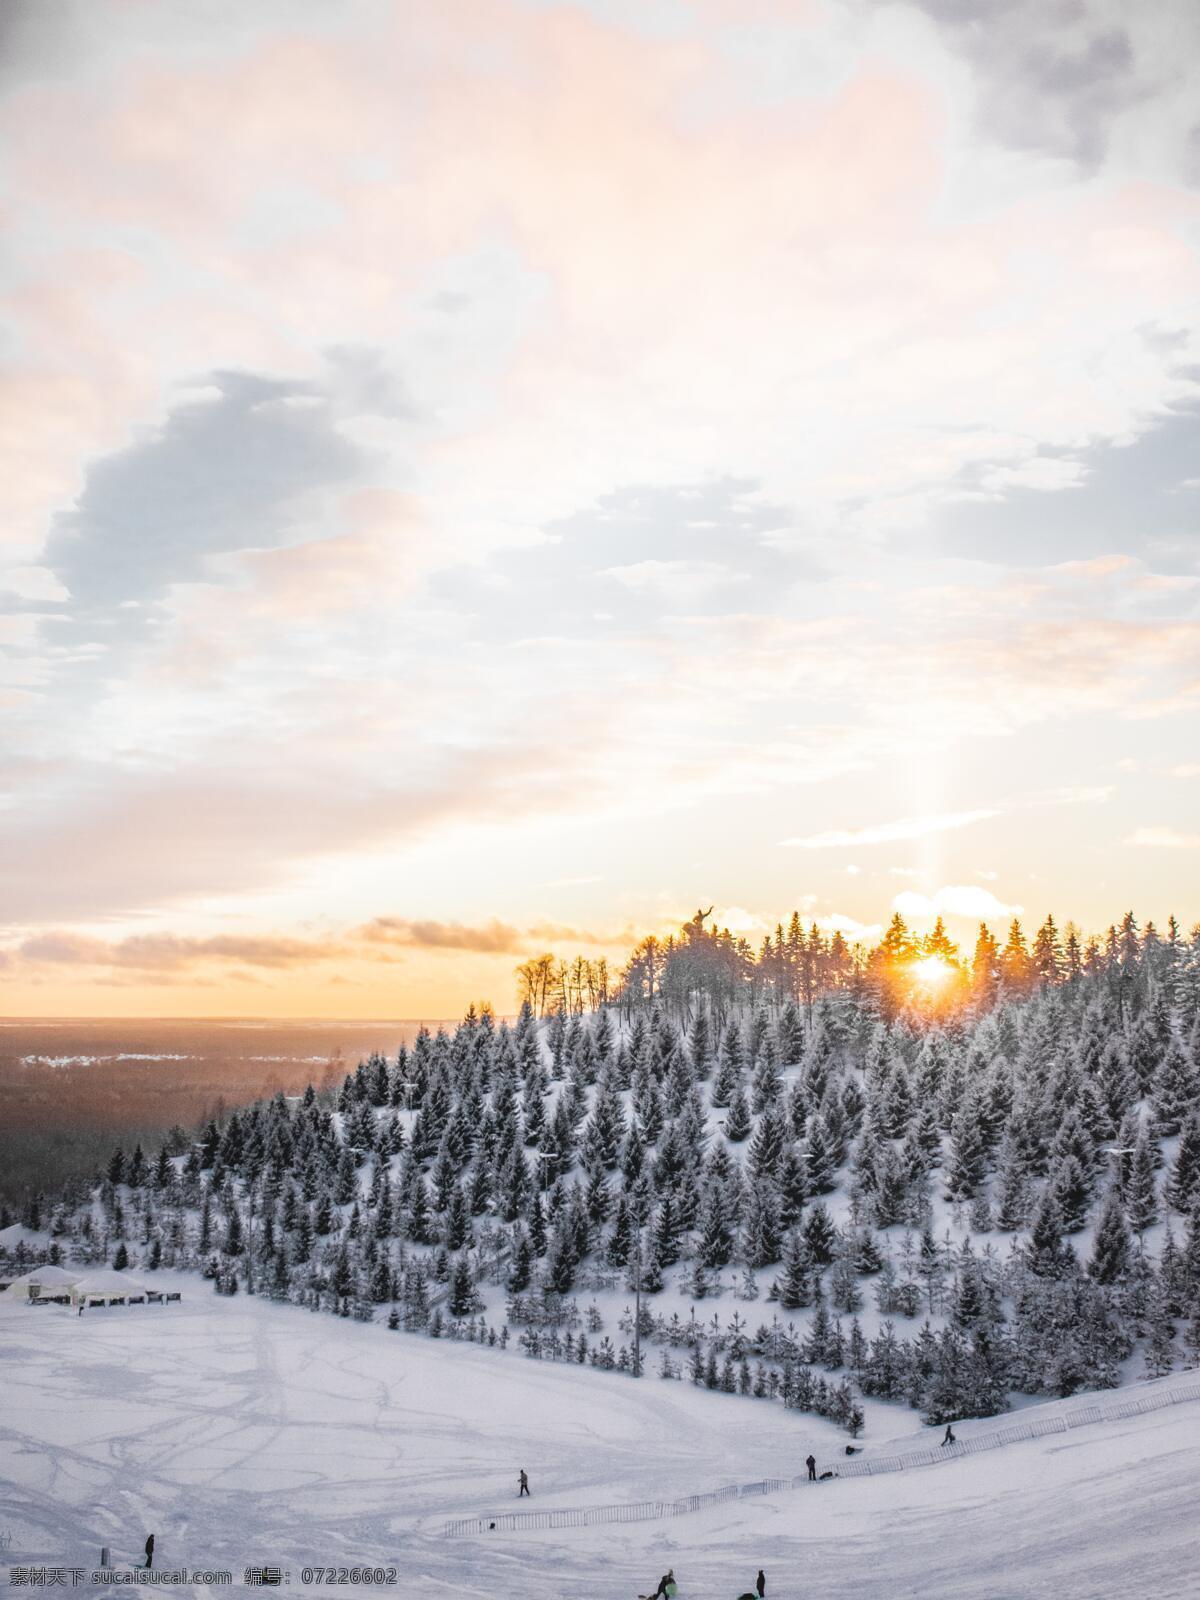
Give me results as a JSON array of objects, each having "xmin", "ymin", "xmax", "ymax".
[
  {"xmin": 38, "ymin": 366, "xmax": 384, "ymax": 661},
  {"xmin": 894, "ymin": 0, "xmax": 1185, "ymax": 174},
  {"xmin": 433, "ymin": 477, "xmax": 825, "ymax": 641},
  {"xmin": 1185, "ymin": 124, "xmax": 1200, "ymax": 188},
  {"xmin": 0, "ymin": 0, "xmax": 377, "ymax": 95},
  {"xmin": 932, "ymin": 400, "xmax": 1200, "ymax": 571},
  {"xmin": 355, "ymin": 916, "xmax": 624, "ymax": 954}
]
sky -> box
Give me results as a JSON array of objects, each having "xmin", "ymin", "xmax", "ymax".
[{"xmin": 0, "ymin": 0, "xmax": 1198, "ymax": 1018}]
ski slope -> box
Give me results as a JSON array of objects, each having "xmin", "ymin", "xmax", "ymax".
[{"xmin": 2, "ymin": 1281, "xmax": 1199, "ymax": 1599}]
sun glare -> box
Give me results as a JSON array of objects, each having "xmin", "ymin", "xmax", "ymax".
[{"xmin": 911, "ymin": 954, "xmax": 952, "ymax": 987}]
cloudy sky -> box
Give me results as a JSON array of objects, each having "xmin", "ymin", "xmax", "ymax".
[{"xmin": 1, "ymin": 0, "xmax": 1198, "ymax": 1016}]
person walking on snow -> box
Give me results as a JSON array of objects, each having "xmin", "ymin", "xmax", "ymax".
[
  {"xmin": 518, "ymin": 1469, "xmax": 530, "ymax": 1497},
  {"xmin": 756, "ymin": 1569, "xmax": 766, "ymax": 1596},
  {"xmin": 941, "ymin": 1424, "xmax": 956, "ymax": 1447},
  {"xmin": 143, "ymin": 1535, "xmax": 154, "ymax": 1570},
  {"xmin": 806, "ymin": 1454, "xmax": 817, "ymax": 1481},
  {"xmin": 649, "ymin": 1567, "xmax": 676, "ymax": 1598}
]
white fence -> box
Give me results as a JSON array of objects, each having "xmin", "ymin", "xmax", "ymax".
[
  {"xmin": 443, "ymin": 1378, "xmax": 1200, "ymax": 1537},
  {"xmin": 838, "ymin": 1379, "xmax": 1200, "ymax": 1479}
]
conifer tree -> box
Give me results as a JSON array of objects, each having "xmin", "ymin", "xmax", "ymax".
[
  {"xmin": 1000, "ymin": 919, "xmax": 1031, "ymax": 994},
  {"xmin": 773, "ymin": 1231, "xmax": 813, "ymax": 1311},
  {"xmin": 747, "ymin": 1104, "xmax": 786, "ymax": 1180},
  {"xmin": 404, "ymin": 1176, "xmax": 430, "ymax": 1244},
  {"xmin": 741, "ymin": 1180, "xmax": 783, "ymax": 1268},
  {"xmin": 652, "ymin": 1194, "xmax": 682, "ymax": 1269},
  {"xmin": 1153, "ymin": 1038, "xmax": 1195, "ymax": 1136},
  {"xmin": 1089, "ymin": 1190, "xmax": 1132, "ymax": 1284},
  {"xmin": 946, "ymin": 1091, "xmax": 988, "ymax": 1201},
  {"xmin": 224, "ymin": 1208, "xmax": 244, "ymax": 1257},
  {"xmin": 697, "ymin": 1184, "xmax": 734, "ymax": 1269},
  {"xmin": 444, "ymin": 1185, "xmax": 472, "ymax": 1252},
  {"xmin": 688, "ymin": 1008, "xmax": 713, "ymax": 1080},
  {"xmin": 1167, "ymin": 1114, "xmax": 1200, "ymax": 1215},
  {"xmin": 448, "ymin": 1253, "xmax": 478, "ymax": 1319},
  {"xmin": 1052, "ymin": 1154, "xmax": 1091, "ymax": 1234},
  {"xmin": 724, "ymin": 1084, "xmax": 753, "ymax": 1143},
  {"xmin": 1144, "ymin": 1281, "xmax": 1176, "ymax": 1379},
  {"xmin": 709, "ymin": 1052, "xmax": 740, "ymax": 1109},
  {"xmin": 334, "ymin": 1147, "xmax": 359, "ymax": 1206},
  {"xmin": 870, "ymin": 1146, "xmax": 909, "ymax": 1229},
  {"xmin": 778, "ymin": 1144, "xmax": 809, "ymax": 1229},
  {"xmin": 750, "ymin": 1052, "xmax": 783, "ymax": 1113},
  {"xmin": 508, "ymin": 1228, "xmax": 534, "ymax": 1291},
  {"xmin": 829, "ymin": 1253, "xmax": 863, "ymax": 1314},
  {"xmin": 1028, "ymin": 1190, "xmax": 1076, "ymax": 1279},
  {"xmin": 1125, "ymin": 1129, "xmax": 1159, "ymax": 1234},
  {"xmin": 803, "ymin": 1201, "xmax": 838, "ymax": 1266},
  {"xmin": 804, "ymin": 1115, "xmax": 836, "ymax": 1193}
]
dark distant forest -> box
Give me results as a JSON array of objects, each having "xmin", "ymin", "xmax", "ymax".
[{"xmin": 0, "ymin": 1020, "xmax": 439, "ymax": 1203}]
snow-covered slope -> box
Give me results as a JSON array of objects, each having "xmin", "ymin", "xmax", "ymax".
[{"xmin": 3, "ymin": 1284, "xmax": 1198, "ymax": 1599}]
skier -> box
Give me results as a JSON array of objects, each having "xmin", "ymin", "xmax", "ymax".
[
  {"xmin": 805, "ymin": 1454, "xmax": 817, "ymax": 1481},
  {"xmin": 518, "ymin": 1468, "xmax": 530, "ymax": 1498},
  {"xmin": 644, "ymin": 1567, "xmax": 676, "ymax": 1599},
  {"xmin": 941, "ymin": 1424, "xmax": 956, "ymax": 1447},
  {"xmin": 143, "ymin": 1534, "xmax": 155, "ymax": 1571}
]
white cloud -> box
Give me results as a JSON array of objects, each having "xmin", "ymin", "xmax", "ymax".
[
  {"xmin": 600, "ymin": 560, "xmax": 742, "ymax": 602},
  {"xmin": 712, "ymin": 905, "xmax": 768, "ymax": 935},
  {"xmin": 815, "ymin": 913, "xmax": 882, "ymax": 942},
  {"xmin": 781, "ymin": 809, "xmax": 998, "ymax": 849},
  {"xmin": 0, "ymin": 565, "xmax": 69, "ymax": 602},
  {"xmin": 893, "ymin": 885, "xmax": 1023, "ymax": 921},
  {"xmin": 981, "ymin": 457, "xmax": 1087, "ymax": 494},
  {"xmin": 1126, "ymin": 826, "xmax": 1200, "ymax": 849}
]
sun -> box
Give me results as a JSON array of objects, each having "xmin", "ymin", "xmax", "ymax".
[{"xmin": 911, "ymin": 954, "xmax": 952, "ymax": 987}]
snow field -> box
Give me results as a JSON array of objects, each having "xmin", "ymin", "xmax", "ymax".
[{"xmin": 3, "ymin": 1281, "xmax": 1200, "ymax": 1600}]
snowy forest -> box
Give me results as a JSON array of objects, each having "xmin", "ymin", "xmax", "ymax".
[{"xmin": 8, "ymin": 907, "xmax": 1200, "ymax": 1438}]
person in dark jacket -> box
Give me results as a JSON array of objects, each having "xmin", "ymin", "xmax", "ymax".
[
  {"xmin": 650, "ymin": 1567, "xmax": 675, "ymax": 1598},
  {"xmin": 143, "ymin": 1535, "xmax": 155, "ymax": 1570},
  {"xmin": 806, "ymin": 1454, "xmax": 817, "ymax": 1481},
  {"xmin": 941, "ymin": 1424, "xmax": 956, "ymax": 1446},
  {"xmin": 518, "ymin": 1469, "xmax": 530, "ymax": 1497},
  {"xmin": 756, "ymin": 1569, "xmax": 766, "ymax": 1596}
]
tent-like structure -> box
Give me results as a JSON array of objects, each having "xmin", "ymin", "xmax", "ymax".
[
  {"xmin": 2, "ymin": 1265, "xmax": 84, "ymax": 1303},
  {"xmin": 69, "ymin": 1271, "xmax": 149, "ymax": 1307}
]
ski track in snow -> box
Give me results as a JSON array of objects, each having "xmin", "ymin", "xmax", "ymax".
[{"xmin": 3, "ymin": 1282, "xmax": 1200, "ymax": 1599}]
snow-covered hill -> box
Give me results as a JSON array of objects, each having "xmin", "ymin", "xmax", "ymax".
[{"xmin": 3, "ymin": 1283, "xmax": 1198, "ymax": 1600}]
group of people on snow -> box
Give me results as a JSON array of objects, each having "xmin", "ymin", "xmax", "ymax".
[
  {"xmin": 516, "ymin": 1422, "xmax": 965, "ymax": 1595},
  {"xmin": 646, "ymin": 1566, "xmax": 767, "ymax": 1598}
]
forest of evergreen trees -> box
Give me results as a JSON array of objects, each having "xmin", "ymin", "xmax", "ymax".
[{"xmin": 7, "ymin": 908, "xmax": 1200, "ymax": 1437}]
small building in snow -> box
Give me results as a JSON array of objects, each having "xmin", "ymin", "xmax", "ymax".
[
  {"xmin": 2, "ymin": 1265, "xmax": 84, "ymax": 1303},
  {"xmin": 69, "ymin": 1271, "xmax": 149, "ymax": 1307}
]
